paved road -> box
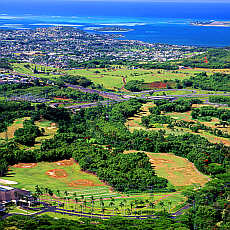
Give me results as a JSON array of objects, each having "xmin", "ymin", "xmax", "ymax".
[
  {"xmin": 58, "ymin": 85, "xmax": 230, "ymax": 109},
  {"xmin": 1, "ymin": 203, "xmax": 191, "ymax": 220}
]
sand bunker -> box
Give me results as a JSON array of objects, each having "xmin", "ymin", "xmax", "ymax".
[
  {"xmin": 0, "ymin": 179, "xmax": 18, "ymax": 185},
  {"xmin": 12, "ymin": 163, "xmax": 37, "ymax": 168},
  {"xmin": 54, "ymin": 158, "xmax": 75, "ymax": 166},
  {"xmin": 46, "ymin": 169, "xmax": 68, "ymax": 178},
  {"xmin": 68, "ymin": 179, "xmax": 101, "ymax": 188}
]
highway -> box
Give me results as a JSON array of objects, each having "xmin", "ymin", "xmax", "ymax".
[{"xmin": 55, "ymin": 85, "xmax": 230, "ymax": 109}]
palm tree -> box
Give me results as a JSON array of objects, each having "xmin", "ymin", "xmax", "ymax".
[
  {"xmin": 56, "ymin": 189, "xmax": 61, "ymax": 197},
  {"xmin": 167, "ymin": 201, "xmax": 172, "ymax": 213},
  {"xmin": 67, "ymin": 197, "xmax": 72, "ymax": 210},
  {"xmin": 64, "ymin": 196, "xmax": 68, "ymax": 209},
  {"xmin": 75, "ymin": 197, "xmax": 79, "ymax": 211},
  {"xmin": 159, "ymin": 201, "xmax": 165, "ymax": 212},
  {"xmin": 64, "ymin": 191, "xmax": 68, "ymax": 197},
  {"xmin": 149, "ymin": 202, "xmax": 155, "ymax": 215},
  {"xmin": 48, "ymin": 189, "xmax": 53, "ymax": 204},
  {"xmin": 80, "ymin": 204, "xmax": 83, "ymax": 217},
  {"xmin": 101, "ymin": 206, "xmax": 105, "ymax": 219},
  {"xmin": 115, "ymin": 207, "xmax": 119, "ymax": 215},
  {"xmin": 119, "ymin": 201, "xmax": 124, "ymax": 216},
  {"xmin": 109, "ymin": 201, "xmax": 115, "ymax": 215},
  {"xmin": 81, "ymin": 195, "xmax": 84, "ymax": 206},
  {"xmin": 130, "ymin": 202, "xmax": 134, "ymax": 215},
  {"xmin": 90, "ymin": 196, "xmax": 95, "ymax": 211},
  {"xmin": 99, "ymin": 199, "xmax": 104, "ymax": 217},
  {"xmin": 134, "ymin": 199, "xmax": 139, "ymax": 216},
  {"xmin": 90, "ymin": 196, "xmax": 95, "ymax": 218},
  {"xmin": 83, "ymin": 199, "xmax": 87, "ymax": 211}
]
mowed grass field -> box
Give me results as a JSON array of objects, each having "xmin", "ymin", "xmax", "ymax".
[
  {"xmin": 67, "ymin": 68, "xmax": 192, "ymax": 89},
  {"xmin": 3, "ymin": 159, "xmax": 109, "ymax": 195},
  {"xmin": 12, "ymin": 63, "xmax": 230, "ymax": 90},
  {"xmin": 124, "ymin": 150, "xmax": 210, "ymax": 188},
  {"xmin": 1, "ymin": 158, "xmax": 186, "ymax": 215},
  {"xmin": 147, "ymin": 153, "xmax": 210, "ymax": 187}
]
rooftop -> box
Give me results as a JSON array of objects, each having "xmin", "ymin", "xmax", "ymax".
[{"xmin": 0, "ymin": 185, "xmax": 15, "ymax": 192}]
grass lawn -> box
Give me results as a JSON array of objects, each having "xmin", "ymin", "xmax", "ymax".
[
  {"xmin": 42, "ymin": 191, "xmax": 186, "ymax": 216},
  {"xmin": 12, "ymin": 63, "xmax": 63, "ymax": 79},
  {"xmin": 1, "ymin": 155, "xmax": 186, "ymax": 215},
  {"xmin": 2, "ymin": 160, "xmax": 109, "ymax": 195},
  {"xmin": 147, "ymin": 152, "xmax": 210, "ymax": 188}
]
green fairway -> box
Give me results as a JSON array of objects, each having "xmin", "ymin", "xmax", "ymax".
[
  {"xmin": 12, "ymin": 63, "xmax": 230, "ymax": 91},
  {"xmin": 1, "ymin": 157, "xmax": 186, "ymax": 216},
  {"xmin": 147, "ymin": 153, "xmax": 210, "ymax": 187},
  {"xmin": 3, "ymin": 160, "xmax": 108, "ymax": 194}
]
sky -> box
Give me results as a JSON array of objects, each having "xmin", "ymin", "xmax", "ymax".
[{"xmin": 2, "ymin": 0, "xmax": 230, "ymax": 2}]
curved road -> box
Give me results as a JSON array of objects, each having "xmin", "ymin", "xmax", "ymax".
[
  {"xmin": 2, "ymin": 203, "xmax": 191, "ymax": 220},
  {"xmin": 54, "ymin": 85, "xmax": 230, "ymax": 109}
]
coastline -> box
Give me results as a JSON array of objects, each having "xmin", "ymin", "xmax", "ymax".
[{"xmin": 191, "ymin": 21, "xmax": 230, "ymax": 27}]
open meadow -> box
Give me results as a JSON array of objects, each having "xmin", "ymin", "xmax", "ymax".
[{"xmin": 13, "ymin": 63, "xmax": 230, "ymax": 90}]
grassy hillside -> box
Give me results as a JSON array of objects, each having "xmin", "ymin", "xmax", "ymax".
[{"xmin": 180, "ymin": 48, "xmax": 230, "ymax": 68}]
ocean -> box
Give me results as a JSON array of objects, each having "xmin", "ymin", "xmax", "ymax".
[{"xmin": 1, "ymin": 1, "xmax": 230, "ymax": 47}]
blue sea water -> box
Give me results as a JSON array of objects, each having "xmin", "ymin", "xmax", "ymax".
[{"xmin": 1, "ymin": 1, "xmax": 230, "ymax": 47}]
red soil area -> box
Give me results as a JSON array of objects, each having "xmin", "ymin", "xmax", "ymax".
[
  {"xmin": 68, "ymin": 179, "xmax": 102, "ymax": 188},
  {"xmin": 144, "ymin": 81, "xmax": 167, "ymax": 89},
  {"xmin": 54, "ymin": 158, "xmax": 75, "ymax": 166},
  {"xmin": 46, "ymin": 169, "xmax": 68, "ymax": 178},
  {"xmin": 54, "ymin": 97, "xmax": 71, "ymax": 101},
  {"xmin": 12, "ymin": 163, "xmax": 37, "ymax": 168}
]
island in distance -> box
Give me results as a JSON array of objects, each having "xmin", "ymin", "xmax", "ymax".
[
  {"xmin": 85, "ymin": 26, "xmax": 134, "ymax": 32},
  {"xmin": 191, "ymin": 20, "xmax": 230, "ymax": 27}
]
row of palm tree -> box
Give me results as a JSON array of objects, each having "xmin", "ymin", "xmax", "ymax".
[{"xmin": 34, "ymin": 185, "xmax": 173, "ymax": 216}]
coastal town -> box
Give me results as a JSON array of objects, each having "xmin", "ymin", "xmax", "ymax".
[{"xmin": 0, "ymin": 26, "xmax": 202, "ymax": 68}]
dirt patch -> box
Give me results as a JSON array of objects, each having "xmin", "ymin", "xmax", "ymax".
[
  {"xmin": 12, "ymin": 163, "xmax": 37, "ymax": 168},
  {"xmin": 46, "ymin": 169, "xmax": 68, "ymax": 178},
  {"xmin": 143, "ymin": 81, "xmax": 167, "ymax": 89},
  {"xmin": 149, "ymin": 158, "xmax": 173, "ymax": 165},
  {"xmin": 68, "ymin": 179, "xmax": 102, "ymax": 188},
  {"xmin": 54, "ymin": 97, "xmax": 71, "ymax": 101},
  {"xmin": 54, "ymin": 158, "xmax": 75, "ymax": 166}
]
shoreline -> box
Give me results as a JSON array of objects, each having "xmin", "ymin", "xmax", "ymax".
[{"xmin": 191, "ymin": 21, "xmax": 230, "ymax": 27}]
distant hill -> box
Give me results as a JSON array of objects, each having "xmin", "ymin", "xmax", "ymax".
[{"xmin": 180, "ymin": 48, "xmax": 230, "ymax": 69}]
